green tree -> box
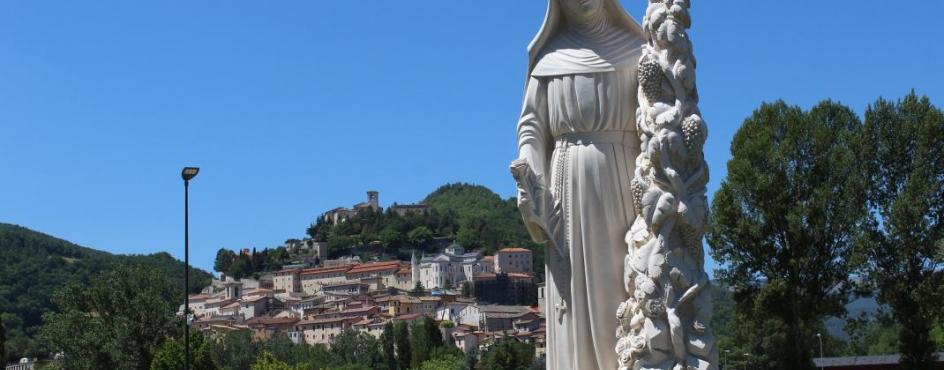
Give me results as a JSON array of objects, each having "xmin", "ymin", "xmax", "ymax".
[
  {"xmin": 150, "ymin": 331, "xmax": 217, "ymax": 370},
  {"xmin": 461, "ymin": 347, "xmax": 479, "ymax": 370},
  {"xmin": 410, "ymin": 317, "xmax": 446, "ymax": 368},
  {"xmin": 258, "ymin": 334, "xmax": 330, "ymax": 369},
  {"xmin": 844, "ymin": 313, "xmax": 901, "ymax": 356},
  {"xmin": 858, "ymin": 93, "xmax": 944, "ymax": 369},
  {"xmin": 707, "ymin": 101, "xmax": 868, "ymax": 370},
  {"xmin": 208, "ymin": 330, "xmax": 261, "ymax": 370},
  {"xmin": 0, "ymin": 223, "xmax": 211, "ymax": 359},
  {"xmin": 250, "ymin": 351, "xmax": 295, "ymax": 370},
  {"xmin": 418, "ymin": 353, "xmax": 463, "ymax": 370},
  {"xmin": 40, "ymin": 264, "xmax": 179, "ymax": 370},
  {"xmin": 412, "ymin": 281, "xmax": 426, "ymax": 297},
  {"xmin": 214, "ymin": 248, "xmax": 237, "ymax": 273},
  {"xmin": 407, "ymin": 226, "xmax": 434, "ymax": 247},
  {"xmin": 480, "ymin": 338, "xmax": 534, "ymax": 370},
  {"xmin": 1, "ymin": 318, "xmax": 5, "ymax": 365},
  {"xmin": 380, "ymin": 322, "xmax": 397, "ymax": 370},
  {"xmin": 329, "ymin": 330, "xmax": 381, "ymax": 369},
  {"xmin": 394, "ymin": 321, "xmax": 412, "ymax": 370}
]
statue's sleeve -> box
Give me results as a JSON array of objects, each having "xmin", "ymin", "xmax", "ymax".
[{"xmin": 511, "ymin": 76, "xmax": 555, "ymax": 246}]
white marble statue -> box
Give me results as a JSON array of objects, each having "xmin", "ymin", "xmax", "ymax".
[
  {"xmin": 511, "ymin": 0, "xmax": 715, "ymax": 369},
  {"xmin": 511, "ymin": 0, "xmax": 645, "ymax": 368}
]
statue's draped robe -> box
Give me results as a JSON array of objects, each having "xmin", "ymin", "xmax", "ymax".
[{"xmin": 518, "ymin": 64, "xmax": 640, "ymax": 369}]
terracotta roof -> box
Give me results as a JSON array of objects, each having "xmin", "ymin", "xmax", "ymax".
[
  {"xmin": 246, "ymin": 316, "xmax": 300, "ymax": 326},
  {"xmin": 298, "ymin": 316, "xmax": 350, "ymax": 325},
  {"xmin": 300, "ymin": 265, "xmax": 354, "ymax": 276},
  {"xmin": 507, "ymin": 272, "xmax": 533, "ymax": 280},
  {"xmin": 188, "ymin": 294, "xmax": 210, "ymax": 301},
  {"xmin": 323, "ymin": 282, "xmax": 369, "ymax": 289},
  {"xmin": 394, "ymin": 312, "xmax": 425, "ymax": 321},
  {"xmin": 473, "ymin": 272, "xmax": 497, "ymax": 281},
  {"xmin": 346, "ymin": 261, "xmax": 401, "ymax": 275},
  {"xmin": 483, "ymin": 256, "xmax": 495, "ymax": 261},
  {"xmin": 498, "ymin": 247, "xmax": 532, "ymax": 253},
  {"xmin": 243, "ymin": 295, "xmax": 267, "ymax": 303}
]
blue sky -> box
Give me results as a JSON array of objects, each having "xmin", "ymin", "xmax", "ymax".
[{"xmin": 2, "ymin": 1, "xmax": 942, "ymax": 275}]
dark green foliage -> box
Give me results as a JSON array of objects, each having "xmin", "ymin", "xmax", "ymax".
[
  {"xmin": 215, "ymin": 249, "xmax": 237, "ymax": 273},
  {"xmin": 328, "ymin": 330, "xmax": 382, "ymax": 369},
  {"xmin": 394, "ymin": 321, "xmax": 412, "ymax": 370},
  {"xmin": 149, "ymin": 331, "xmax": 218, "ymax": 370},
  {"xmin": 380, "ymin": 322, "xmax": 397, "ymax": 370},
  {"xmin": 257, "ymin": 334, "xmax": 331, "ymax": 370},
  {"xmin": 843, "ymin": 313, "xmax": 903, "ymax": 356},
  {"xmin": 479, "ymin": 338, "xmax": 534, "ymax": 370},
  {"xmin": 412, "ymin": 281, "xmax": 426, "ymax": 297},
  {"xmin": 1, "ymin": 319, "xmax": 5, "ymax": 365},
  {"xmin": 858, "ymin": 92, "xmax": 944, "ymax": 369},
  {"xmin": 461, "ymin": 347, "xmax": 479, "ymax": 370},
  {"xmin": 410, "ymin": 317, "xmax": 445, "ymax": 368},
  {"xmin": 206, "ymin": 331, "xmax": 330, "ymax": 370},
  {"xmin": 214, "ymin": 247, "xmax": 293, "ymax": 280},
  {"xmin": 249, "ymin": 352, "xmax": 294, "ymax": 370},
  {"xmin": 0, "ymin": 223, "xmax": 211, "ymax": 360},
  {"xmin": 40, "ymin": 264, "xmax": 180, "ymax": 370},
  {"xmin": 422, "ymin": 183, "xmax": 536, "ymax": 256},
  {"xmin": 417, "ymin": 351, "xmax": 463, "ymax": 370},
  {"xmin": 708, "ymin": 101, "xmax": 869, "ymax": 370},
  {"xmin": 209, "ymin": 331, "xmax": 257, "ymax": 370}
]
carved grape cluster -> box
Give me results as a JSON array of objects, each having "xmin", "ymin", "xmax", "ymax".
[
  {"xmin": 682, "ymin": 115, "xmax": 705, "ymax": 153},
  {"xmin": 638, "ymin": 60, "xmax": 664, "ymax": 102},
  {"xmin": 631, "ymin": 178, "xmax": 647, "ymax": 214}
]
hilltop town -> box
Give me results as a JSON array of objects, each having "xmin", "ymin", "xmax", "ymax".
[{"xmin": 187, "ymin": 190, "xmax": 547, "ymax": 360}]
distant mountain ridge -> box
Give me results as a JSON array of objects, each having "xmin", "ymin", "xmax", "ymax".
[{"xmin": 0, "ymin": 222, "xmax": 212, "ymax": 361}]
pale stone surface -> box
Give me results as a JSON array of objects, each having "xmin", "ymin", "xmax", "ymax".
[
  {"xmin": 616, "ymin": 1, "xmax": 717, "ymax": 369},
  {"xmin": 512, "ymin": 0, "xmax": 646, "ymax": 368},
  {"xmin": 513, "ymin": 0, "xmax": 716, "ymax": 369}
]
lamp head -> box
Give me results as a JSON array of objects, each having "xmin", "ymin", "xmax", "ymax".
[{"xmin": 181, "ymin": 167, "xmax": 200, "ymax": 181}]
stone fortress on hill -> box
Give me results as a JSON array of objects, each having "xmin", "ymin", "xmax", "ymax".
[{"xmin": 183, "ymin": 190, "xmax": 543, "ymax": 357}]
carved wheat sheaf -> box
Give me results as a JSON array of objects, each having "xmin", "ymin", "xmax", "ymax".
[{"xmin": 616, "ymin": 1, "xmax": 716, "ymax": 369}]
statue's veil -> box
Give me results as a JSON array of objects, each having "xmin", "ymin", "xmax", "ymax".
[{"xmin": 526, "ymin": 0, "xmax": 644, "ymax": 77}]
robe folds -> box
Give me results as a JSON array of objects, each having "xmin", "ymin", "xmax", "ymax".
[{"xmin": 516, "ymin": 66, "xmax": 641, "ymax": 370}]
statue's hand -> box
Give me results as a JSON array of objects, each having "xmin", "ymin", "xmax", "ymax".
[{"xmin": 510, "ymin": 158, "xmax": 566, "ymax": 260}]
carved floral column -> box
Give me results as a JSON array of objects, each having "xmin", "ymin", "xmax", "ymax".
[{"xmin": 616, "ymin": 1, "xmax": 716, "ymax": 369}]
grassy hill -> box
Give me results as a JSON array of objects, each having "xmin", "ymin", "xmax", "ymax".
[{"xmin": 0, "ymin": 223, "xmax": 212, "ymax": 361}]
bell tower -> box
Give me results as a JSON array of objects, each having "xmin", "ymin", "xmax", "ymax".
[{"xmin": 367, "ymin": 190, "xmax": 380, "ymax": 211}]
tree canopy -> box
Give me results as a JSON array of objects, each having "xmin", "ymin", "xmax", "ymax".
[
  {"xmin": 858, "ymin": 92, "xmax": 944, "ymax": 369},
  {"xmin": 708, "ymin": 100, "xmax": 869, "ymax": 369},
  {"xmin": 40, "ymin": 264, "xmax": 180, "ymax": 370},
  {"xmin": 0, "ymin": 223, "xmax": 211, "ymax": 361}
]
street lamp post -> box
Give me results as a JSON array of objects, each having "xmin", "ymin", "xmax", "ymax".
[
  {"xmin": 817, "ymin": 332, "xmax": 824, "ymax": 370},
  {"xmin": 724, "ymin": 349, "xmax": 730, "ymax": 370},
  {"xmin": 181, "ymin": 167, "xmax": 199, "ymax": 370}
]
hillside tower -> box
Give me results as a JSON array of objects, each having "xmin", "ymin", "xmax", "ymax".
[{"xmin": 367, "ymin": 190, "xmax": 380, "ymax": 211}]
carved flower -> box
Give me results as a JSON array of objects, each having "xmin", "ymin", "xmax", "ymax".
[
  {"xmin": 644, "ymin": 298, "xmax": 665, "ymax": 317},
  {"xmin": 617, "ymin": 300, "xmax": 630, "ymax": 320},
  {"xmin": 630, "ymin": 334, "xmax": 647, "ymax": 354}
]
